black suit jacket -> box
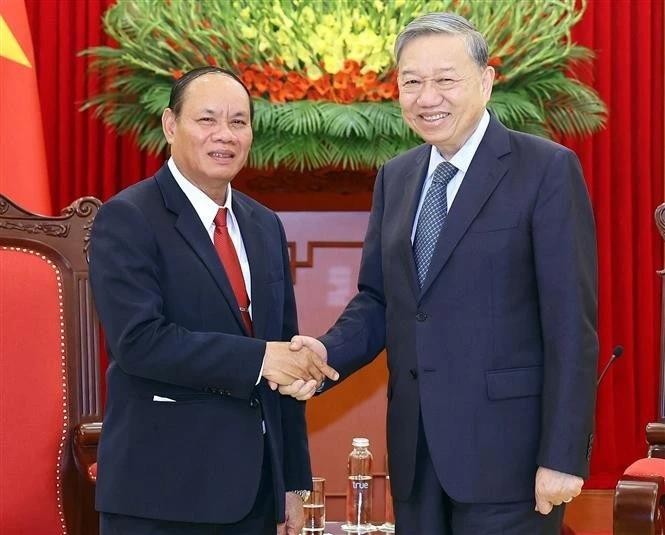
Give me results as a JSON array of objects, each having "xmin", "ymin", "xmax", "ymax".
[
  {"xmin": 321, "ymin": 115, "xmax": 599, "ymax": 503},
  {"xmin": 89, "ymin": 164, "xmax": 311, "ymax": 523}
]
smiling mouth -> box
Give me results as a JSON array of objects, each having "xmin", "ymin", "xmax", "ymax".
[
  {"xmin": 209, "ymin": 150, "xmax": 235, "ymax": 161},
  {"xmin": 420, "ymin": 112, "xmax": 451, "ymax": 122}
]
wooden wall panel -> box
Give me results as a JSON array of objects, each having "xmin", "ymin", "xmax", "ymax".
[{"xmin": 280, "ymin": 212, "xmax": 392, "ymax": 523}]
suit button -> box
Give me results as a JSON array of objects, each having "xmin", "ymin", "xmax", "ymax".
[
  {"xmin": 409, "ymin": 369, "xmax": 418, "ymax": 379},
  {"xmin": 416, "ymin": 312, "xmax": 427, "ymax": 322}
]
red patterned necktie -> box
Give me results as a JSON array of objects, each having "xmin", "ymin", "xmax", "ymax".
[{"xmin": 213, "ymin": 208, "xmax": 253, "ymax": 335}]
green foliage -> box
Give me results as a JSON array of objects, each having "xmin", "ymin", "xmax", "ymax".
[{"xmin": 81, "ymin": 0, "xmax": 607, "ymax": 170}]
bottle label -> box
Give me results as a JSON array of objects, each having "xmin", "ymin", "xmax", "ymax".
[{"xmin": 345, "ymin": 475, "xmax": 373, "ymax": 531}]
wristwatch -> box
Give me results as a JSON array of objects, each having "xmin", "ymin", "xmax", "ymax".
[{"xmin": 290, "ymin": 489, "xmax": 311, "ymax": 502}]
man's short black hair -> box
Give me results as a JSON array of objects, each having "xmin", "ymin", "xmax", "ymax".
[{"xmin": 167, "ymin": 66, "xmax": 254, "ymax": 121}]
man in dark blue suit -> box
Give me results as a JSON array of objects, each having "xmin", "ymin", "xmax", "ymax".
[
  {"xmin": 289, "ymin": 12, "xmax": 598, "ymax": 534},
  {"xmin": 89, "ymin": 67, "xmax": 338, "ymax": 535}
]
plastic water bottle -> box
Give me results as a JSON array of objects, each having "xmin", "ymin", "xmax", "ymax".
[{"xmin": 342, "ymin": 437, "xmax": 374, "ymax": 533}]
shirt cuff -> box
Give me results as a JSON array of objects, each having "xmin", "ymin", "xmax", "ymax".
[{"xmin": 256, "ymin": 353, "xmax": 265, "ymax": 385}]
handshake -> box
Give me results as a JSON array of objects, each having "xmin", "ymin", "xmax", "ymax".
[{"xmin": 262, "ymin": 336, "xmax": 335, "ymax": 400}]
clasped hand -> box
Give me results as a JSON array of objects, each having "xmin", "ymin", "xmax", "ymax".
[{"xmin": 262, "ymin": 338, "xmax": 336, "ymax": 397}]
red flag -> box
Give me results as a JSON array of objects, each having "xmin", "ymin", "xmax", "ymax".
[{"xmin": 0, "ymin": 0, "xmax": 51, "ymax": 214}]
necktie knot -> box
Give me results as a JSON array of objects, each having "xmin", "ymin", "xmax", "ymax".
[
  {"xmin": 432, "ymin": 161, "xmax": 457, "ymax": 186},
  {"xmin": 214, "ymin": 208, "xmax": 227, "ymax": 229}
]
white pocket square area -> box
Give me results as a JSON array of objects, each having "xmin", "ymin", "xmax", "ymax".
[{"xmin": 152, "ymin": 395, "xmax": 176, "ymax": 402}]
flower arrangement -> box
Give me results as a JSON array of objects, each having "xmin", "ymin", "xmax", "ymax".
[{"xmin": 83, "ymin": 0, "xmax": 606, "ymax": 170}]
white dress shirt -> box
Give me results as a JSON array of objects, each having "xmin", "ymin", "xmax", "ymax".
[{"xmin": 411, "ymin": 109, "xmax": 491, "ymax": 243}]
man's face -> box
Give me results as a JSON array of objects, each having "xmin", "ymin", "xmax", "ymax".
[
  {"xmin": 162, "ymin": 73, "xmax": 253, "ymax": 189},
  {"xmin": 398, "ymin": 33, "xmax": 494, "ymax": 159}
]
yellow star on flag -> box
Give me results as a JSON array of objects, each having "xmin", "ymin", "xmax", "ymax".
[{"xmin": 0, "ymin": 13, "xmax": 31, "ymax": 67}]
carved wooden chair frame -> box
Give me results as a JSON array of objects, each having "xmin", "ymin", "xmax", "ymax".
[{"xmin": 0, "ymin": 195, "xmax": 103, "ymax": 534}]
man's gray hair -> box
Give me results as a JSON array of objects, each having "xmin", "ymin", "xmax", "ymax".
[{"xmin": 394, "ymin": 12, "xmax": 489, "ymax": 68}]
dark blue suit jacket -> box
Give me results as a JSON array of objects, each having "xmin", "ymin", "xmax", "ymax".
[
  {"xmin": 320, "ymin": 115, "xmax": 598, "ymax": 503},
  {"xmin": 89, "ymin": 164, "xmax": 311, "ymax": 523}
]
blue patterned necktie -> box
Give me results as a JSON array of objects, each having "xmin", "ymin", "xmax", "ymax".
[{"xmin": 413, "ymin": 161, "xmax": 458, "ymax": 288}]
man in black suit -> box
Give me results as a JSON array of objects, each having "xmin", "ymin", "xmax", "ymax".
[
  {"xmin": 289, "ymin": 12, "xmax": 598, "ymax": 534},
  {"xmin": 90, "ymin": 67, "xmax": 338, "ymax": 535}
]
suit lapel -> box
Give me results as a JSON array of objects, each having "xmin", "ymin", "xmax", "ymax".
[
  {"xmin": 232, "ymin": 196, "xmax": 271, "ymax": 340},
  {"xmin": 155, "ymin": 166, "xmax": 248, "ymax": 334},
  {"xmin": 396, "ymin": 145, "xmax": 431, "ymax": 301},
  {"xmin": 419, "ymin": 117, "xmax": 511, "ymax": 299}
]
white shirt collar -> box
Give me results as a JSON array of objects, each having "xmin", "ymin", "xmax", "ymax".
[
  {"xmin": 427, "ymin": 109, "xmax": 491, "ymax": 175},
  {"xmin": 167, "ymin": 157, "xmax": 235, "ymax": 232}
]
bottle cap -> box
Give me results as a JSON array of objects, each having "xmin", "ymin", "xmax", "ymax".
[{"xmin": 352, "ymin": 437, "xmax": 369, "ymax": 448}]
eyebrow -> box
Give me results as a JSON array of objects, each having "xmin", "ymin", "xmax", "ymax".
[
  {"xmin": 399, "ymin": 67, "xmax": 457, "ymax": 76},
  {"xmin": 198, "ymin": 108, "xmax": 249, "ymax": 117}
]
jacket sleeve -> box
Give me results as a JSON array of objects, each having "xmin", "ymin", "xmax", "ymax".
[
  {"xmin": 89, "ymin": 197, "xmax": 267, "ymax": 400},
  {"xmin": 532, "ymin": 148, "xmax": 599, "ymax": 478}
]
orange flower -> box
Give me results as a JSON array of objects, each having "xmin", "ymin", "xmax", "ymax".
[
  {"xmin": 170, "ymin": 69, "xmax": 184, "ymax": 80},
  {"xmin": 342, "ymin": 59, "xmax": 361, "ymax": 76},
  {"xmin": 488, "ymin": 56, "xmax": 503, "ymax": 67},
  {"xmin": 286, "ymin": 71, "xmax": 304, "ymax": 85},
  {"xmin": 311, "ymin": 75, "xmax": 332, "ymax": 96},
  {"xmin": 270, "ymin": 91, "xmax": 286, "ymax": 104},
  {"xmin": 358, "ymin": 72, "xmax": 379, "ymax": 91},
  {"xmin": 289, "ymin": 74, "xmax": 310, "ymax": 95},
  {"xmin": 241, "ymin": 70, "xmax": 255, "ymax": 88},
  {"xmin": 207, "ymin": 55, "xmax": 219, "ymax": 67},
  {"xmin": 339, "ymin": 86, "xmax": 361, "ymax": 103},
  {"xmin": 306, "ymin": 88, "xmax": 322, "ymax": 100},
  {"xmin": 278, "ymin": 81, "xmax": 307, "ymax": 101},
  {"xmin": 269, "ymin": 79, "xmax": 282, "ymax": 94},
  {"xmin": 365, "ymin": 90, "xmax": 382, "ymax": 102},
  {"xmin": 332, "ymin": 71, "xmax": 351, "ymax": 90},
  {"xmin": 377, "ymin": 82, "xmax": 396, "ymax": 99},
  {"xmin": 253, "ymin": 73, "xmax": 269, "ymax": 93},
  {"xmin": 266, "ymin": 64, "xmax": 285, "ymax": 79}
]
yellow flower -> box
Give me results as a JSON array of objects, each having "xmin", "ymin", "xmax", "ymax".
[
  {"xmin": 301, "ymin": 6, "xmax": 316, "ymax": 24},
  {"xmin": 374, "ymin": 0, "xmax": 384, "ymax": 12},
  {"xmin": 321, "ymin": 14, "xmax": 336, "ymax": 27},
  {"xmin": 354, "ymin": 14, "xmax": 369, "ymax": 31},
  {"xmin": 305, "ymin": 63, "xmax": 323, "ymax": 80},
  {"xmin": 258, "ymin": 39, "xmax": 270, "ymax": 53},
  {"xmin": 394, "ymin": 0, "xmax": 406, "ymax": 7},
  {"xmin": 239, "ymin": 7, "xmax": 250, "ymax": 20},
  {"xmin": 240, "ymin": 25, "xmax": 258, "ymax": 39},
  {"xmin": 322, "ymin": 52, "xmax": 344, "ymax": 74},
  {"xmin": 363, "ymin": 51, "xmax": 391, "ymax": 73},
  {"xmin": 281, "ymin": 52, "xmax": 298, "ymax": 70},
  {"xmin": 295, "ymin": 43, "xmax": 312, "ymax": 64}
]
